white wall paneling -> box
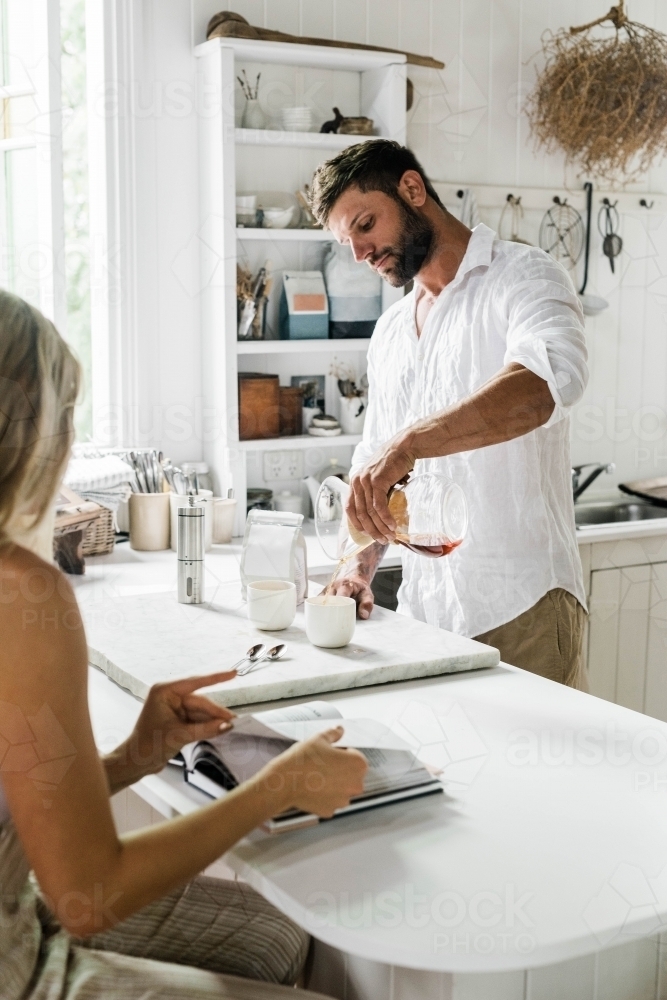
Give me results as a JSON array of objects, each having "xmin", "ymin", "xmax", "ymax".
[
  {"xmin": 94, "ymin": 1, "xmax": 667, "ymax": 485},
  {"xmin": 190, "ymin": 0, "xmax": 667, "ymax": 490}
]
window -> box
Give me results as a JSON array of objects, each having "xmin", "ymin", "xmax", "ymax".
[
  {"xmin": 61, "ymin": 0, "xmax": 91, "ymax": 439},
  {"xmin": 0, "ymin": 0, "xmax": 92, "ymax": 440},
  {"xmin": 0, "ymin": 1, "xmax": 41, "ymax": 307}
]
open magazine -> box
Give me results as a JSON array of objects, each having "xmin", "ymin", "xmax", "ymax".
[{"xmin": 178, "ymin": 701, "xmax": 443, "ymax": 833}]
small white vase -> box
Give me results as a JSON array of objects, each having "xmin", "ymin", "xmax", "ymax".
[
  {"xmin": 242, "ymin": 99, "xmax": 266, "ymax": 130},
  {"xmin": 338, "ymin": 395, "xmax": 367, "ymax": 435}
]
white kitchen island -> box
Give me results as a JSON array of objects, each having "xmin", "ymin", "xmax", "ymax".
[{"xmin": 78, "ymin": 536, "xmax": 667, "ymax": 1000}]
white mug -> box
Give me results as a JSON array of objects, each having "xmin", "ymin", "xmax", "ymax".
[
  {"xmin": 247, "ymin": 579, "xmax": 296, "ymax": 631},
  {"xmin": 305, "ymin": 594, "xmax": 356, "ymax": 648}
]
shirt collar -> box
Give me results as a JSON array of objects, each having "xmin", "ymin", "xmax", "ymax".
[{"xmin": 456, "ymin": 223, "xmax": 495, "ymax": 278}]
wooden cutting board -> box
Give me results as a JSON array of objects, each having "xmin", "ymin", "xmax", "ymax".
[{"xmin": 84, "ymin": 582, "xmax": 498, "ymax": 708}]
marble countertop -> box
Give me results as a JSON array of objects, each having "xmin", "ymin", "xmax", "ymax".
[{"xmin": 83, "ymin": 579, "xmax": 498, "ymax": 708}]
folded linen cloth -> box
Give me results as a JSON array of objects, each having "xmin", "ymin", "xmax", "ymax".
[{"xmin": 64, "ymin": 456, "xmax": 134, "ymax": 512}]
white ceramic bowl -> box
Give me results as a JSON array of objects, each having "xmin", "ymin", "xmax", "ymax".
[
  {"xmin": 305, "ymin": 594, "xmax": 356, "ymax": 648},
  {"xmin": 262, "ymin": 206, "xmax": 294, "ymax": 229},
  {"xmin": 281, "ymin": 107, "xmax": 312, "ymax": 132},
  {"xmin": 248, "ymin": 579, "xmax": 297, "ymax": 630}
]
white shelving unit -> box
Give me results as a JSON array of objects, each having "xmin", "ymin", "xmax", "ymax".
[
  {"xmin": 194, "ymin": 36, "xmax": 406, "ymax": 532},
  {"xmin": 236, "ymin": 338, "xmax": 371, "ymax": 355},
  {"xmin": 235, "ymin": 127, "xmax": 386, "ymax": 152},
  {"xmin": 238, "ymin": 433, "xmax": 362, "ymax": 452},
  {"xmin": 236, "ymin": 227, "xmax": 333, "ymax": 241}
]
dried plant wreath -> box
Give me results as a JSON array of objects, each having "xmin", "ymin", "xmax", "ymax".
[{"xmin": 526, "ymin": 1, "xmax": 667, "ymax": 184}]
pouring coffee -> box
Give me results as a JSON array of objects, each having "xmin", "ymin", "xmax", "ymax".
[{"xmin": 315, "ymin": 472, "xmax": 468, "ymax": 565}]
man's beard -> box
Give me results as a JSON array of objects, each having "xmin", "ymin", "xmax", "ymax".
[{"xmin": 369, "ymin": 199, "xmax": 436, "ymax": 287}]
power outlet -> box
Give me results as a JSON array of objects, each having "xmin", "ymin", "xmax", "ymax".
[{"xmin": 263, "ymin": 450, "xmax": 304, "ymax": 481}]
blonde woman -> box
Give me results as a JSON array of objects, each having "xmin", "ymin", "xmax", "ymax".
[{"xmin": 0, "ymin": 290, "xmax": 367, "ymax": 999}]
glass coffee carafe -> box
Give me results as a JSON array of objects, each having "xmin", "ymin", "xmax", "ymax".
[{"xmin": 315, "ymin": 472, "xmax": 468, "ymax": 564}]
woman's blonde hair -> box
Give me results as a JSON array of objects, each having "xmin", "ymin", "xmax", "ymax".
[{"xmin": 0, "ymin": 291, "xmax": 80, "ymax": 549}]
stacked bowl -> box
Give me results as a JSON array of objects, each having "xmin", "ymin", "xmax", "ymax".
[{"xmin": 281, "ymin": 106, "xmax": 312, "ymax": 132}]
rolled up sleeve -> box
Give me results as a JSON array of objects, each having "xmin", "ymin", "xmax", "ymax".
[{"xmin": 503, "ymin": 252, "xmax": 588, "ymax": 426}]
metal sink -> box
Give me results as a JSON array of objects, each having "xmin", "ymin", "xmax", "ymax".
[{"xmin": 575, "ymin": 500, "xmax": 667, "ymax": 527}]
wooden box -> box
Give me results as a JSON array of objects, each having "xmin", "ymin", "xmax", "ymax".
[
  {"xmin": 279, "ymin": 385, "xmax": 304, "ymax": 436},
  {"xmin": 238, "ymin": 373, "xmax": 280, "ymax": 440}
]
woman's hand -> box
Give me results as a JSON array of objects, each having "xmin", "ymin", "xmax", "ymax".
[
  {"xmin": 252, "ymin": 727, "xmax": 368, "ymax": 818},
  {"xmin": 103, "ymin": 671, "xmax": 237, "ymax": 793}
]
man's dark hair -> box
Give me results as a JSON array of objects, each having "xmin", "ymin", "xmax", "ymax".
[{"xmin": 310, "ymin": 140, "xmax": 444, "ymax": 226}]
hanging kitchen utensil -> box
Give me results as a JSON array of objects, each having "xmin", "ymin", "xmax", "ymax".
[
  {"xmin": 539, "ymin": 196, "xmax": 584, "ymax": 270},
  {"xmin": 498, "ymin": 194, "xmax": 531, "ymax": 245},
  {"xmin": 598, "ymin": 198, "xmax": 622, "ymax": 273},
  {"xmin": 578, "ymin": 181, "xmax": 608, "ymax": 316}
]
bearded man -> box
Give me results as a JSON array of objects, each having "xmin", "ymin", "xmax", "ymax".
[{"xmin": 310, "ymin": 140, "xmax": 588, "ymax": 688}]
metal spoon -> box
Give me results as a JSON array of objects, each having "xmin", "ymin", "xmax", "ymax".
[
  {"xmin": 230, "ymin": 643, "xmax": 266, "ymax": 673},
  {"xmin": 237, "ymin": 642, "xmax": 287, "ymax": 676}
]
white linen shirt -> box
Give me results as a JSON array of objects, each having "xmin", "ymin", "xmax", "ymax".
[{"xmin": 351, "ymin": 224, "xmax": 588, "ymax": 638}]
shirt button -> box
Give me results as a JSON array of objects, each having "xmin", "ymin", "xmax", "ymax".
[{"xmin": 417, "ymin": 352, "xmax": 424, "ymax": 360}]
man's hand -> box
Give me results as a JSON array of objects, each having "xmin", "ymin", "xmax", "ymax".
[
  {"xmin": 103, "ymin": 671, "xmax": 237, "ymax": 792},
  {"xmin": 348, "ymin": 432, "xmax": 416, "ymax": 543},
  {"xmin": 325, "ymin": 541, "xmax": 388, "ymax": 619},
  {"xmin": 328, "ymin": 571, "xmax": 375, "ymax": 619},
  {"xmin": 347, "ymin": 364, "xmax": 555, "ymax": 543}
]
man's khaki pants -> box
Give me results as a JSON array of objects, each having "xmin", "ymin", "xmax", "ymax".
[{"xmin": 474, "ymin": 588, "xmax": 588, "ymax": 690}]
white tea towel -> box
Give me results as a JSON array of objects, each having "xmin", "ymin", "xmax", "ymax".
[{"xmin": 458, "ymin": 188, "xmax": 480, "ymax": 230}]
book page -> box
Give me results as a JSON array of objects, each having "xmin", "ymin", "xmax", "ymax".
[
  {"xmin": 228, "ymin": 701, "xmax": 343, "ymax": 742},
  {"xmin": 255, "ymin": 701, "xmax": 343, "ymax": 724},
  {"xmin": 267, "ymin": 717, "xmax": 410, "ymax": 750}
]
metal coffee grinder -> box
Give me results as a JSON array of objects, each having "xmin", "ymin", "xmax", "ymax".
[{"xmin": 177, "ymin": 495, "xmax": 204, "ymax": 604}]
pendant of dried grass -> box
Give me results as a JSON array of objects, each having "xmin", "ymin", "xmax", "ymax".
[{"xmin": 526, "ymin": 2, "xmax": 667, "ymax": 184}]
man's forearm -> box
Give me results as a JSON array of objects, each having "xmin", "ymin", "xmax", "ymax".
[
  {"xmin": 400, "ymin": 364, "xmax": 555, "ymax": 462},
  {"xmin": 349, "ymin": 541, "xmax": 387, "ymax": 582}
]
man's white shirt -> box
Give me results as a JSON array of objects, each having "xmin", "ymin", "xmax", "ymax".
[{"xmin": 351, "ymin": 224, "xmax": 588, "ymax": 638}]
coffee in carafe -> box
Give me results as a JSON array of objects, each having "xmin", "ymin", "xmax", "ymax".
[{"xmin": 315, "ymin": 472, "xmax": 467, "ymax": 567}]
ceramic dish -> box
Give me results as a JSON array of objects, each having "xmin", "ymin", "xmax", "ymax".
[{"xmin": 262, "ymin": 207, "xmax": 294, "ymax": 229}]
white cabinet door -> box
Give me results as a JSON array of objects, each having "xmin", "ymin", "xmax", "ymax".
[
  {"xmin": 645, "ymin": 562, "xmax": 667, "ymax": 723},
  {"xmin": 588, "ymin": 561, "xmax": 667, "ymax": 722},
  {"xmin": 587, "ymin": 564, "xmax": 651, "ymax": 712}
]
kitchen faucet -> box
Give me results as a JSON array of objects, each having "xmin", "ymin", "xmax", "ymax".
[{"xmin": 572, "ymin": 462, "xmax": 615, "ymax": 502}]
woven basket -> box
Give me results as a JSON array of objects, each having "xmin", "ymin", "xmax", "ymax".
[{"xmin": 82, "ymin": 508, "xmax": 115, "ymax": 556}]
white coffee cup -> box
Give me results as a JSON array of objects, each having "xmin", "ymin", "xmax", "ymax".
[
  {"xmin": 305, "ymin": 594, "xmax": 356, "ymax": 648},
  {"xmin": 247, "ymin": 580, "xmax": 296, "ymax": 630}
]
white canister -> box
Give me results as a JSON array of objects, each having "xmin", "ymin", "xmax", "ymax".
[
  {"xmin": 274, "ymin": 491, "xmax": 303, "ymax": 516},
  {"xmin": 170, "ymin": 490, "xmax": 213, "ymax": 552},
  {"xmin": 338, "ymin": 395, "xmax": 367, "ymax": 435},
  {"xmin": 212, "ymin": 498, "xmax": 237, "ymax": 544},
  {"xmin": 129, "ymin": 493, "xmax": 171, "ymax": 551}
]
